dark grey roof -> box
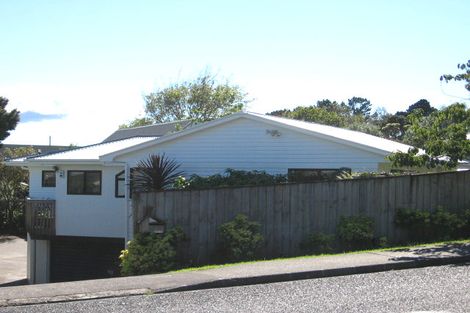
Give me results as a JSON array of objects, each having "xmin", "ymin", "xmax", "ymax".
[
  {"xmin": 0, "ymin": 144, "xmax": 73, "ymax": 156},
  {"xmin": 102, "ymin": 120, "xmax": 193, "ymax": 143}
]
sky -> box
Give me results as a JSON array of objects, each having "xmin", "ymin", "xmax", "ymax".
[{"xmin": 1, "ymin": 0, "xmax": 469, "ymax": 146}]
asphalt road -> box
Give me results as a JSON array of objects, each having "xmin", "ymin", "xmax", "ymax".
[{"xmin": 2, "ymin": 263, "xmax": 469, "ymax": 313}]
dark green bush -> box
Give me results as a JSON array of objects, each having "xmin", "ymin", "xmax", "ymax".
[
  {"xmin": 119, "ymin": 227, "xmax": 186, "ymax": 276},
  {"xmin": 299, "ymin": 232, "xmax": 335, "ymax": 255},
  {"xmin": 430, "ymin": 208, "xmax": 462, "ymax": 240},
  {"xmin": 460, "ymin": 209, "xmax": 470, "ymax": 238},
  {"xmin": 395, "ymin": 208, "xmax": 432, "ymax": 242},
  {"xmin": 337, "ymin": 215, "xmax": 374, "ymax": 250},
  {"xmin": 395, "ymin": 208, "xmax": 464, "ymax": 243},
  {"xmin": 188, "ymin": 169, "xmax": 287, "ymax": 189},
  {"xmin": 218, "ymin": 214, "xmax": 264, "ymax": 262}
]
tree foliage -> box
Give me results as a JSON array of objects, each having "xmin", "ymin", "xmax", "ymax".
[
  {"xmin": 379, "ymin": 99, "xmax": 435, "ymax": 141},
  {"xmin": 0, "ymin": 147, "xmax": 37, "ymax": 234},
  {"xmin": 440, "ymin": 59, "xmax": 470, "ymax": 93},
  {"xmin": 268, "ymin": 97, "xmax": 382, "ymax": 136},
  {"xmin": 389, "ymin": 103, "xmax": 470, "ymax": 168},
  {"xmin": 126, "ymin": 72, "xmax": 250, "ymax": 127},
  {"xmin": 0, "ymin": 97, "xmax": 20, "ymax": 145},
  {"xmin": 348, "ymin": 97, "xmax": 372, "ymax": 116}
]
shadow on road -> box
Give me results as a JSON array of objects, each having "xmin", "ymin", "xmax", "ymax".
[
  {"xmin": 0, "ymin": 279, "xmax": 28, "ymax": 288},
  {"xmin": 0, "ymin": 237, "xmax": 16, "ymax": 244},
  {"xmin": 389, "ymin": 243, "xmax": 470, "ymax": 261}
]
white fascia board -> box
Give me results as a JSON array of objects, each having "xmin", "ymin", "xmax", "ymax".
[
  {"xmin": 2, "ymin": 161, "xmax": 29, "ymax": 167},
  {"xmin": 100, "ymin": 112, "xmax": 246, "ymax": 161},
  {"xmin": 23, "ymin": 160, "xmax": 126, "ymax": 167}
]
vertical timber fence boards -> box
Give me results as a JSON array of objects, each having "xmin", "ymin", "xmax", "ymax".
[{"xmin": 133, "ymin": 171, "xmax": 470, "ymax": 265}]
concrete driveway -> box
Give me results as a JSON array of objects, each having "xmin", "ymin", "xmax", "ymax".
[{"xmin": 0, "ymin": 236, "xmax": 27, "ymax": 286}]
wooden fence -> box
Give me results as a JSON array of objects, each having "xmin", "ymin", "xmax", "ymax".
[{"xmin": 133, "ymin": 170, "xmax": 470, "ymax": 264}]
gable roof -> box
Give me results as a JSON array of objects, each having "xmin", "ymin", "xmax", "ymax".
[
  {"xmin": 101, "ymin": 112, "xmax": 414, "ymax": 161},
  {"xmin": 102, "ymin": 120, "xmax": 193, "ymax": 142},
  {"xmin": 6, "ymin": 112, "xmax": 415, "ymax": 166}
]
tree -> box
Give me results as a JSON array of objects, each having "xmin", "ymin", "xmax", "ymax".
[
  {"xmin": 0, "ymin": 147, "xmax": 37, "ymax": 234},
  {"xmin": 267, "ymin": 98, "xmax": 384, "ymax": 136},
  {"xmin": 119, "ymin": 117, "xmax": 153, "ymax": 129},
  {"xmin": 126, "ymin": 72, "xmax": 250, "ymax": 127},
  {"xmin": 406, "ymin": 99, "xmax": 436, "ymax": 116},
  {"xmin": 316, "ymin": 99, "xmax": 350, "ymax": 116},
  {"xmin": 0, "ymin": 97, "xmax": 20, "ymax": 146},
  {"xmin": 380, "ymin": 99, "xmax": 435, "ymax": 141},
  {"xmin": 389, "ymin": 103, "xmax": 470, "ymax": 169},
  {"xmin": 347, "ymin": 97, "xmax": 372, "ymax": 116},
  {"xmin": 440, "ymin": 59, "xmax": 470, "ymax": 93}
]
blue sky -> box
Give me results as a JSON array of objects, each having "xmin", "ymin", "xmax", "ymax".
[{"xmin": 1, "ymin": 0, "xmax": 469, "ymax": 145}]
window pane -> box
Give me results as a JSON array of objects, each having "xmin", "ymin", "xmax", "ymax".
[
  {"xmin": 116, "ymin": 179, "xmax": 125, "ymax": 197},
  {"xmin": 85, "ymin": 172, "xmax": 101, "ymax": 194},
  {"xmin": 68, "ymin": 171, "xmax": 84, "ymax": 194},
  {"xmin": 42, "ymin": 171, "xmax": 56, "ymax": 187}
]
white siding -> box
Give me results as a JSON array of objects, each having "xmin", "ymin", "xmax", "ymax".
[
  {"xmin": 29, "ymin": 167, "xmax": 56, "ymax": 199},
  {"xmin": 117, "ymin": 117, "xmax": 387, "ymax": 176},
  {"xmin": 31, "ymin": 164, "xmax": 127, "ymax": 238}
]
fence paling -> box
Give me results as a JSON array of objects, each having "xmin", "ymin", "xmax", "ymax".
[{"xmin": 133, "ymin": 171, "xmax": 470, "ymax": 264}]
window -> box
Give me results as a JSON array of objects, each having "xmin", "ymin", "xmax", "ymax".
[
  {"xmin": 288, "ymin": 168, "xmax": 351, "ymax": 183},
  {"xmin": 67, "ymin": 171, "xmax": 102, "ymax": 195},
  {"xmin": 42, "ymin": 171, "xmax": 56, "ymax": 187},
  {"xmin": 115, "ymin": 170, "xmax": 125, "ymax": 198}
]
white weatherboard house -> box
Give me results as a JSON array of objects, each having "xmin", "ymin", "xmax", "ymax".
[{"xmin": 6, "ymin": 112, "xmax": 414, "ymax": 283}]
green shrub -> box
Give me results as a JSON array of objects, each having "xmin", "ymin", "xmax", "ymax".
[
  {"xmin": 188, "ymin": 169, "xmax": 287, "ymax": 189},
  {"xmin": 394, "ymin": 208, "xmax": 432, "ymax": 242},
  {"xmin": 460, "ymin": 209, "xmax": 470, "ymax": 238},
  {"xmin": 337, "ymin": 215, "xmax": 374, "ymax": 250},
  {"xmin": 395, "ymin": 208, "xmax": 463, "ymax": 242},
  {"xmin": 218, "ymin": 214, "xmax": 264, "ymax": 262},
  {"xmin": 375, "ymin": 236, "xmax": 389, "ymax": 248},
  {"xmin": 119, "ymin": 227, "xmax": 186, "ymax": 276},
  {"xmin": 430, "ymin": 208, "xmax": 462, "ymax": 240},
  {"xmin": 299, "ymin": 232, "xmax": 335, "ymax": 255}
]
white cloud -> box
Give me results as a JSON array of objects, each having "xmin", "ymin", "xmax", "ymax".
[{"xmin": 3, "ymin": 82, "xmax": 147, "ymax": 146}]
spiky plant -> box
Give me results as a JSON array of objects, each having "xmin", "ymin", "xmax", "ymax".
[{"xmin": 131, "ymin": 154, "xmax": 184, "ymax": 192}]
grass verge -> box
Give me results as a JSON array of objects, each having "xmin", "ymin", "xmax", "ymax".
[{"xmin": 172, "ymin": 238, "xmax": 470, "ymax": 273}]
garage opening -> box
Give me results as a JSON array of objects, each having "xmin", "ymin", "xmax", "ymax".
[{"xmin": 50, "ymin": 236, "xmax": 124, "ymax": 282}]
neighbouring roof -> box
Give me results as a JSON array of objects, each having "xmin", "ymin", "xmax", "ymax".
[
  {"xmin": 102, "ymin": 120, "xmax": 193, "ymax": 143},
  {"xmin": 0, "ymin": 144, "xmax": 72, "ymax": 155},
  {"xmin": 6, "ymin": 137, "xmax": 157, "ymax": 165}
]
